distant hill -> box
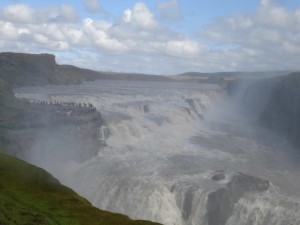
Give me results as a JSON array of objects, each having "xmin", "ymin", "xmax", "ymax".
[
  {"xmin": 0, "ymin": 52, "xmax": 171, "ymax": 132},
  {"xmin": 174, "ymin": 71, "xmax": 296, "ymax": 83},
  {"xmin": 0, "ymin": 52, "xmax": 171, "ymax": 87}
]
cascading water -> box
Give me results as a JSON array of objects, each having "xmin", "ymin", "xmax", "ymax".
[{"xmin": 14, "ymin": 80, "xmax": 300, "ymax": 225}]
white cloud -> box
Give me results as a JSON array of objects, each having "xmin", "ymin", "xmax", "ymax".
[
  {"xmin": 0, "ymin": 0, "xmax": 300, "ymax": 74},
  {"xmin": 0, "ymin": 2, "xmax": 202, "ymax": 73},
  {"xmin": 157, "ymin": 0, "xmax": 181, "ymax": 21},
  {"xmin": 0, "ymin": 22, "xmax": 19, "ymax": 40},
  {"xmin": 1, "ymin": 4, "xmax": 34, "ymax": 23},
  {"xmin": 84, "ymin": 0, "xmax": 101, "ymax": 13},
  {"xmin": 122, "ymin": 3, "xmax": 159, "ymax": 30},
  {"xmin": 164, "ymin": 39, "xmax": 200, "ymax": 57},
  {"xmin": 0, "ymin": 4, "xmax": 78, "ymax": 24},
  {"xmin": 201, "ymin": 0, "xmax": 300, "ymax": 69},
  {"xmin": 82, "ymin": 18, "xmax": 128, "ymax": 52},
  {"xmin": 123, "ymin": 9, "xmax": 132, "ymax": 23},
  {"xmin": 40, "ymin": 5, "xmax": 79, "ymax": 23}
]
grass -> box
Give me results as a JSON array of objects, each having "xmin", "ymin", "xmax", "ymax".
[{"xmin": 0, "ymin": 152, "xmax": 161, "ymax": 225}]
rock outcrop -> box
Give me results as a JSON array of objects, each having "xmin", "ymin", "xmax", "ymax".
[
  {"xmin": 206, "ymin": 172, "xmax": 269, "ymax": 225},
  {"xmin": 0, "ymin": 52, "xmax": 57, "ymax": 87},
  {"xmin": 0, "ymin": 52, "xmax": 171, "ymax": 87},
  {"xmin": 259, "ymin": 72, "xmax": 300, "ymax": 149},
  {"xmin": 226, "ymin": 76, "xmax": 283, "ymax": 118},
  {"xmin": 4, "ymin": 101, "xmax": 105, "ymax": 162},
  {"xmin": 226, "ymin": 72, "xmax": 300, "ymax": 150}
]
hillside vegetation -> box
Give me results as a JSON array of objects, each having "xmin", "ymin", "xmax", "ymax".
[{"xmin": 0, "ymin": 152, "xmax": 161, "ymax": 225}]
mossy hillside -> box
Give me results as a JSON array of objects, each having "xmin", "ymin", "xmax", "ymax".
[{"xmin": 0, "ymin": 152, "xmax": 161, "ymax": 225}]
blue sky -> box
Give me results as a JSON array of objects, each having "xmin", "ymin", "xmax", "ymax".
[
  {"xmin": 0, "ymin": 1, "xmax": 263, "ymax": 32},
  {"xmin": 0, "ymin": 0, "xmax": 300, "ymax": 74}
]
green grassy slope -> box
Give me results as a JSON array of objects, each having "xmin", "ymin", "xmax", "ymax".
[{"xmin": 0, "ymin": 152, "xmax": 161, "ymax": 225}]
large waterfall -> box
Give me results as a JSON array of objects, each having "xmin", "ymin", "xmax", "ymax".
[{"xmin": 14, "ymin": 80, "xmax": 300, "ymax": 225}]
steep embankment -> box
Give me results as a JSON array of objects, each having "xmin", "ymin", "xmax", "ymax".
[
  {"xmin": 0, "ymin": 152, "xmax": 161, "ymax": 225},
  {"xmin": 0, "ymin": 53, "xmax": 104, "ymax": 157},
  {"xmin": 260, "ymin": 72, "xmax": 300, "ymax": 149}
]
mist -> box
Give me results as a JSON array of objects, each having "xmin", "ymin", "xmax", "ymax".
[{"xmin": 15, "ymin": 79, "xmax": 300, "ymax": 225}]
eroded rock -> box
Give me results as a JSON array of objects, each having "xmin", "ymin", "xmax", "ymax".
[{"xmin": 206, "ymin": 172, "xmax": 269, "ymax": 225}]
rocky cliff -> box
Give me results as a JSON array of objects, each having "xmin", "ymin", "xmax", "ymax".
[
  {"xmin": 0, "ymin": 52, "xmax": 56, "ymax": 87},
  {"xmin": 227, "ymin": 72, "xmax": 300, "ymax": 149},
  {"xmin": 206, "ymin": 172, "xmax": 269, "ymax": 225},
  {"xmin": 0, "ymin": 52, "xmax": 171, "ymax": 87},
  {"xmin": 227, "ymin": 76, "xmax": 283, "ymax": 118},
  {"xmin": 259, "ymin": 72, "xmax": 300, "ymax": 149},
  {"xmin": 0, "ymin": 52, "xmax": 171, "ymax": 156},
  {"xmin": 0, "ymin": 52, "xmax": 106, "ymax": 159},
  {"xmin": 3, "ymin": 101, "xmax": 105, "ymax": 162}
]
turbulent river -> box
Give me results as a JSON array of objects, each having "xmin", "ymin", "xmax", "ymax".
[{"xmin": 15, "ymin": 80, "xmax": 300, "ymax": 225}]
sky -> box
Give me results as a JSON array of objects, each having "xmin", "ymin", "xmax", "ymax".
[{"xmin": 0, "ymin": 0, "xmax": 300, "ymax": 75}]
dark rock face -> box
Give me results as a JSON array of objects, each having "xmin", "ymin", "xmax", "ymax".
[
  {"xmin": 0, "ymin": 52, "xmax": 171, "ymax": 88},
  {"xmin": 227, "ymin": 77, "xmax": 283, "ymax": 118},
  {"xmin": 182, "ymin": 187, "xmax": 195, "ymax": 221},
  {"xmin": 211, "ymin": 173, "xmax": 225, "ymax": 181},
  {"xmin": 227, "ymin": 173, "xmax": 269, "ymax": 194},
  {"xmin": 143, "ymin": 104, "xmax": 150, "ymax": 113},
  {"xmin": 0, "ymin": 52, "xmax": 57, "ymax": 87},
  {"xmin": 260, "ymin": 73, "xmax": 300, "ymax": 149},
  {"xmin": 206, "ymin": 173, "xmax": 269, "ymax": 225},
  {"xmin": 5, "ymin": 101, "xmax": 105, "ymax": 162},
  {"xmin": 227, "ymin": 73, "xmax": 300, "ymax": 150}
]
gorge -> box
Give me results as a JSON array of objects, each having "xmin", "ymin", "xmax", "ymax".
[{"xmin": 1, "ymin": 53, "xmax": 300, "ymax": 225}]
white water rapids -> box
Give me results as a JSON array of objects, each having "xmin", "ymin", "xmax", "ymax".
[{"xmin": 14, "ymin": 80, "xmax": 300, "ymax": 225}]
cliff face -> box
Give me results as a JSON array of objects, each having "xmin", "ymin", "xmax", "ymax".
[
  {"xmin": 0, "ymin": 52, "xmax": 103, "ymax": 87},
  {"xmin": 0, "ymin": 53, "xmax": 58, "ymax": 123},
  {"xmin": 0, "ymin": 52, "xmax": 171, "ymax": 87},
  {"xmin": 4, "ymin": 101, "xmax": 105, "ymax": 162},
  {"xmin": 259, "ymin": 73, "xmax": 300, "ymax": 148},
  {"xmin": 0, "ymin": 52, "xmax": 57, "ymax": 87},
  {"xmin": 0, "ymin": 53, "xmax": 107, "ymax": 159},
  {"xmin": 228, "ymin": 72, "xmax": 300, "ymax": 149},
  {"xmin": 226, "ymin": 77, "xmax": 283, "ymax": 119}
]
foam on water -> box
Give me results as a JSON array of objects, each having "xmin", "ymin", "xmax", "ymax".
[{"xmin": 14, "ymin": 80, "xmax": 300, "ymax": 225}]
